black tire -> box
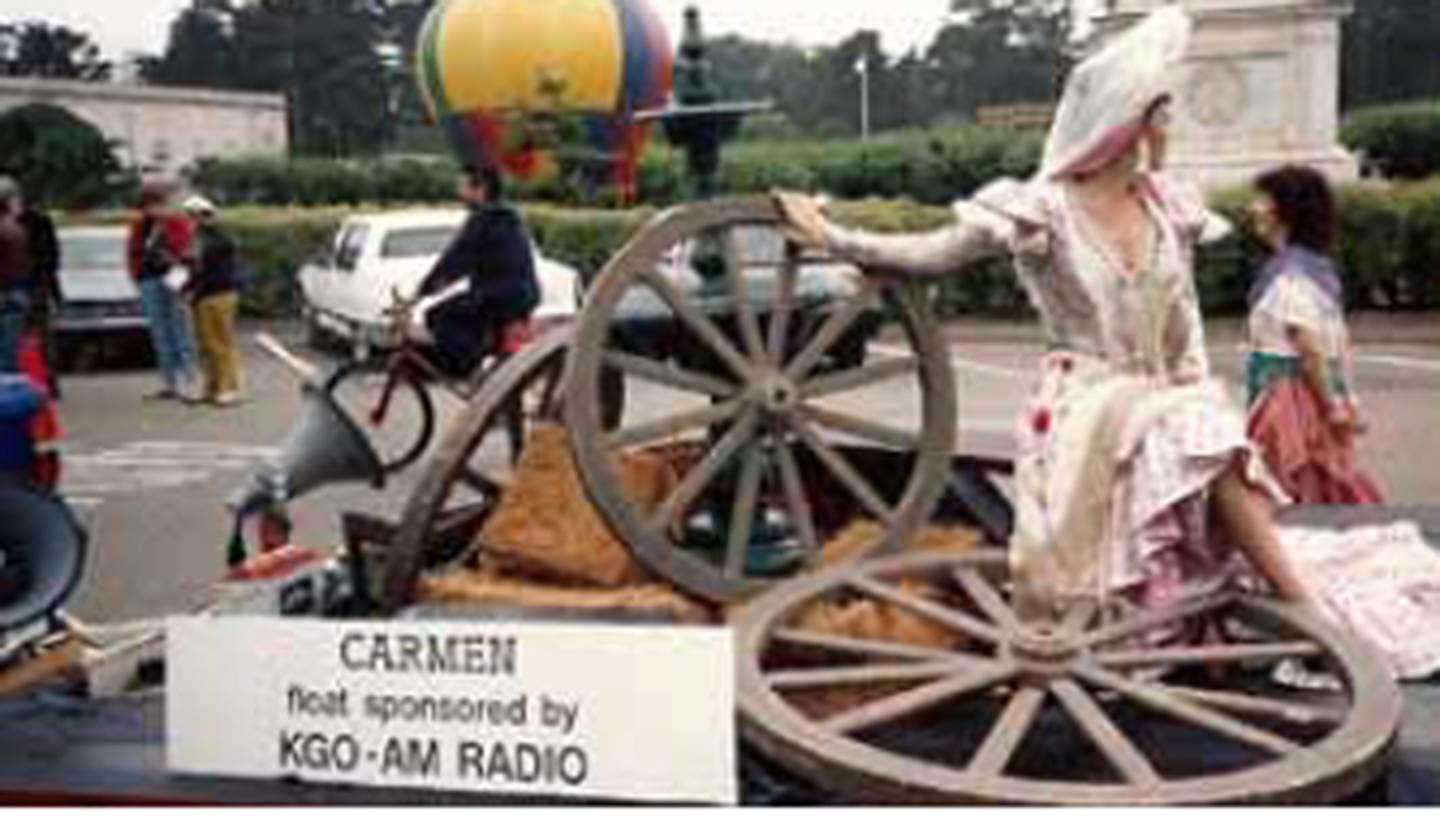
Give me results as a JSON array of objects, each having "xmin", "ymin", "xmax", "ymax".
[{"xmin": 325, "ymin": 361, "xmax": 435, "ymax": 475}]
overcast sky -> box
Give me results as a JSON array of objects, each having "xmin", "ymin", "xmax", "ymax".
[{"xmin": 1, "ymin": 0, "xmax": 1015, "ymax": 62}]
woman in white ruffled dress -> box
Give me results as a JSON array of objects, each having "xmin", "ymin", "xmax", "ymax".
[{"xmin": 775, "ymin": 6, "xmax": 1440, "ymax": 680}]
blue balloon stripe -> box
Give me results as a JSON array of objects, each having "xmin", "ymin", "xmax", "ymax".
[{"xmin": 612, "ymin": 0, "xmax": 669, "ymax": 113}]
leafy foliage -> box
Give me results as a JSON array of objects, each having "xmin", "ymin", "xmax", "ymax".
[
  {"xmin": 1342, "ymin": 0, "xmax": 1440, "ymax": 111},
  {"xmin": 1341, "ymin": 100, "xmax": 1440, "ymax": 180},
  {"xmin": 0, "ymin": 21, "xmax": 111, "ymax": 80},
  {"xmin": 142, "ymin": 0, "xmax": 415, "ymax": 156},
  {"xmin": 0, "ymin": 103, "xmax": 125, "ymax": 209},
  {"xmin": 191, "ymin": 125, "xmax": 1044, "ymax": 208}
]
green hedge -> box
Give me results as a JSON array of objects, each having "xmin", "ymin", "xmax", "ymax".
[
  {"xmin": 62, "ymin": 177, "xmax": 1440, "ymax": 319},
  {"xmin": 186, "ymin": 125, "xmax": 1043, "ymax": 209},
  {"xmin": 1341, "ymin": 100, "xmax": 1440, "ymax": 180}
]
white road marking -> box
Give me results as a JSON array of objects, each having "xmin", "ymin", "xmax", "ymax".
[
  {"xmin": 1352, "ymin": 354, "xmax": 1440, "ymax": 374},
  {"xmin": 61, "ymin": 441, "xmax": 279, "ymax": 510}
]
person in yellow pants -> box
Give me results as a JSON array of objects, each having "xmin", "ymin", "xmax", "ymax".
[{"xmin": 182, "ymin": 196, "xmax": 244, "ymax": 407}]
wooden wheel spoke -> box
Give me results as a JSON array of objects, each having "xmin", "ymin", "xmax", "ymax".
[
  {"xmin": 774, "ymin": 441, "xmax": 821, "ymax": 557},
  {"xmin": 602, "ymin": 350, "xmax": 736, "ymax": 398},
  {"xmin": 821, "ymin": 662, "xmax": 1016, "ymax": 735},
  {"xmin": 1081, "ymin": 592, "xmax": 1236, "ymax": 649},
  {"xmin": 953, "ymin": 568, "xmax": 1019, "ymax": 631},
  {"xmin": 770, "ymin": 627, "xmax": 961, "ymax": 663},
  {"xmin": 767, "ymin": 250, "xmax": 800, "ymax": 362},
  {"xmin": 640, "ymin": 270, "xmax": 753, "ymax": 380},
  {"xmin": 789, "ymin": 417, "xmax": 895, "ymax": 523},
  {"xmin": 533, "ymin": 366, "xmax": 565, "ymax": 420},
  {"xmin": 725, "ymin": 229, "xmax": 767, "ymax": 362},
  {"xmin": 1050, "ymin": 678, "xmax": 1162, "ymax": 785},
  {"xmin": 605, "ymin": 398, "xmax": 743, "ymax": 450},
  {"xmin": 800, "ymin": 356, "xmax": 919, "ymax": 399},
  {"xmin": 432, "ymin": 502, "xmax": 493, "ymax": 538},
  {"xmin": 1061, "ymin": 598, "xmax": 1100, "ymax": 637},
  {"xmin": 1097, "ymin": 640, "xmax": 1324, "ymax": 670},
  {"xmin": 967, "ymin": 685, "xmax": 1046, "ymax": 777},
  {"xmin": 724, "ymin": 446, "xmax": 767, "ymax": 578},
  {"xmin": 456, "ymin": 467, "xmax": 503, "ymax": 497},
  {"xmin": 783, "ymin": 278, "xmax": 879, "ymax": 381},
  {"xmin": 1075, "ymin": 664, "xmax": 1302, "ymax": 757},
  {"xmin": 766, "ymin": 659, "xmax": 972, "ymax": 691},
  {"xmin": 649, "ymin": 410, "xmax": 760, "ymax": 531},
  {"xmin": 847, "ymin": 576, "xmax": 1002, "ymax": 644},
  {"xmin": 1155, "ymin": 684, "xmax": 1346, "ymax": 726},
  {"xmin": 798, "ymin": 404, "xmax": 921, "ymax": 451}
]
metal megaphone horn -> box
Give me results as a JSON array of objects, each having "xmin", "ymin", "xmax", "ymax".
[
  {"xmin": 0, "ymin": 483, "xmax": 87, "ymax": 634},
  {"xmin": 227, "ymin": 335, "xmax": 386, "ymax": 518}
]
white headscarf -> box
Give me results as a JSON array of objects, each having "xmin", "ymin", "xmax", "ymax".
[{"xmin": 1040, "ymin": 5, "xmax": 1192, "ymax": 180}]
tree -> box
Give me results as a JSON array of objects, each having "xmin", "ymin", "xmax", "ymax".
[
  {"xmin": 924, "ymin": 0, "xmax": 1069, "ymax": 122},
  {"xmin": 143, "ymin": 0, "xmax": 398, "ymax": 156},
  {"xmin": 0, "ymin": 21, "xmax": 112, "ymax": 81},
  {"xmin": 0, "ymin": 104, "xmax": 123, "ymax": 208},
  {"xmin": 139, "ymin": 0, "xmax": 242, "ymax": 89},
  {"xmin": 1342, "ymin": 0, "xmax": 1440, "ymax": 110}
]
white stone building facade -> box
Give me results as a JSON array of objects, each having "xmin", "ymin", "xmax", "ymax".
[
  {"xmin": 0, "ymin": 77, "xmax": 288, "ymax": 175},
  {"xmin": 1094, "ymin": 0, "xmax": 1358, "ymax": 190}
]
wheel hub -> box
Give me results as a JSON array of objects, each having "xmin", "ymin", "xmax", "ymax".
[
  {"xmin": 752, "ymin": 369, "xmax": 801, "ymax": 415},
  {"xmin": 1008, "ymin": 625, "xmax": 1083, "ymax": 679}
]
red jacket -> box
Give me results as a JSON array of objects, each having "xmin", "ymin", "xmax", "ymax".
[{"xmin": 127, "ymin": 212, "xmax": 194, "ymax": 280}]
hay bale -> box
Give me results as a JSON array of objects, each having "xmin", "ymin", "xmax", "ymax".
[
  {"xmin": 418, "ymin": 567, "xmax": 715, "ymax": 624},
  {"xmin": 478, "ymin": 424, "xmax": 672, "ymax": 588},
  {"xmin": 801, "ymin": 521, "xmax": 985, "ymax": 649},
  {"xmin": 781, "ymin": 522, "xmax": 986, "ymax": 719},
  {"xmin": 820, "ymin": 520, "xmax": 984, "ymax": 566}
]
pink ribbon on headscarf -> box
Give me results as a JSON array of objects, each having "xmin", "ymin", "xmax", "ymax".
[{"xmin": 1049, "ymin": 117, "xmax": 1148, "ymax": 180}]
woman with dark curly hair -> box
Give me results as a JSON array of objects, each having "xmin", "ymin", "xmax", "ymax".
[{"xmin": 1245, "ymin": 165, "xmax": 1384, "ymax": 504}]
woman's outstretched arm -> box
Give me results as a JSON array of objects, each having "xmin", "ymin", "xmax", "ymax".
[{"xmin": 773, "ymin": 191, "xmax": 1014, "ymax": 278}]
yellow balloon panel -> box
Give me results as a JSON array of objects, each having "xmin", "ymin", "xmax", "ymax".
[{"xmin": 438, "ymin": 0, "xmax": 625, "ymax": 113}]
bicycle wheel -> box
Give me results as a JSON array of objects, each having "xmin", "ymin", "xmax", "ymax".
[{"xmin": 326, "ymin": 361, "xmax": 436, "ymax": 474}]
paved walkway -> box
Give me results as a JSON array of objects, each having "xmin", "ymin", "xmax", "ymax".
[{"xmin": 935, "ymin": 312, "xmax": 1440, "ymax": 347}]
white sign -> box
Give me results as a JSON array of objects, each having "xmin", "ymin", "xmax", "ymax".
[{"xmin": 166, "ymin": 617, "xmax": 737, "ymax": 804}]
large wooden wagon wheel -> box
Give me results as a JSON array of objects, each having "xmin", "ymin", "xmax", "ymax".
[
  {"xmin": 564, "ymin": 196, "xmax": 957, "ymax": 604},
  {"xmin": 376, "ymin": 328, "xmax": 574, "ymax": 614},
  {"xmin": 736, "ymin": 550, "xmax": 1401, "ymax": 805}
]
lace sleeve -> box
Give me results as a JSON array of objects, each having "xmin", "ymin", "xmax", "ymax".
[
  {"xmin": 1148, "ymin": 173, "xmax": 1232, "ymax": 245},
  {"xmin": 819, "ymin": 179, "xmax": 1051, "ymax": 277}
]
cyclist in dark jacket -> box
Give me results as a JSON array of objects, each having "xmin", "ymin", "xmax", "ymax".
[{"xmin": 415, "ymin": 164, "xmax": 539, "ymax": 376}]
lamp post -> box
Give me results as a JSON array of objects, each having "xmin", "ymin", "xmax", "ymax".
[{"xmin": 855, "ymin": 54, "xmax": 871, "ymax": 142}]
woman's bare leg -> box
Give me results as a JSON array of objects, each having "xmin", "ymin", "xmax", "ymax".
[{"xmin": 1212, "ymin": 465, "xmax": 1318, "ymax": 607}]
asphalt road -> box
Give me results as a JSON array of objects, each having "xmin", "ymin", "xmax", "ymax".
[{"xmin": 53, "ymin": 316, "xmax": 1440, "ymax": 625}]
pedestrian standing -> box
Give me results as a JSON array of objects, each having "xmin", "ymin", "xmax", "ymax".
[
  {"xmin": 1244, "ymin": 164, "xmax": 1384, "ymax": 504},
  {"xmin": 15, "ymin": 183, "xmax": 61, "ymax": 398},
  {"xmin": 128, "ymin": 181, "xmax": 200, "ymax": 401},
  {"xmin": 182, "ymin": 196, "xmax": 245, "ymax": 406},
  {"xmin": 0, "ymin": 176, "xmax": 31, "ymax": 374}
]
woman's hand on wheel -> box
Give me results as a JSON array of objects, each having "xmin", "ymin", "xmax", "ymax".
[{"xmin": 772, "ymin": 190, "xmax": 828, "ymax": 250}]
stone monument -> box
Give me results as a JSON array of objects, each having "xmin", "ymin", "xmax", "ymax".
[{"xmin": 1093, "ymin": 0, "xmax": 1358, "ymax": 189}]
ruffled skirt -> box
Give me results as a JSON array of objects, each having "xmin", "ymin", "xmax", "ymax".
[
  {"xmin": 1247, "ymin": 376, "xmax": 1384, "ymax": 505},
  {"xmin": 1010, "ymin": 352, "xmax": 1266, "ymax": 614}
]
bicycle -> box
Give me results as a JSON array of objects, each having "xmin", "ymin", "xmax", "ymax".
[{"xmin": 322, "ymin": 289, "xmax": 553, "ymax": 475}]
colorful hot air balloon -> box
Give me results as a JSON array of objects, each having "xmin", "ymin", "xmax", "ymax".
[{"xmin": 416, "ymin": 0, "xmax": 673, "ymax": 201}]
